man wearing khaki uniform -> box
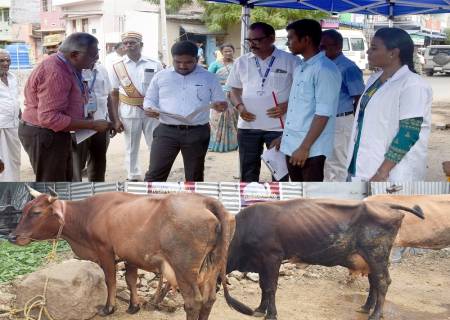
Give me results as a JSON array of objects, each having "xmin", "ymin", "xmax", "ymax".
[{"xmin": 109, "ymin": 31, "xmax": 163, "ymax": 181}]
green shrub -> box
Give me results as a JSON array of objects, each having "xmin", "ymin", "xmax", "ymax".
[{"xmin": 0, "ymin": 240, "xmax": 71, "ymax": 283}]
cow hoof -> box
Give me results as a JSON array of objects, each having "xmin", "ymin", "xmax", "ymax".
[
  {"xmin": 97, "ymin": 305, "xmax": 115, "ymax": 316},
  {"xmin": 253, "ymin": 311, "xmax": 265, "ymax": 317},
  {"xmin": 264, "ymin": 316, "xmax": 277, "ymax": 320},
  {"xmin": 368, "ymin": 314, "xmax": 382, "ymax": 320},
  {"xmin": 357, "ymin": 306, "xmax": 371, "ymax": 314},
  {"xmin": 126, "ymin": 304, "xmax": 141, "ymax": 314}
]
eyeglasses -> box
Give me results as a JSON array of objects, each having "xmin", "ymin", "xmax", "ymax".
[
  {"xmin": 245, "ymin": 36, "xmax": 269, "ymax": 44},
  {"xmin": 0, "ymin": 59, "xmax": 11, "ymax": 63},
  {"xmin": 123, "ymin": 41, "xmax": 139, "ymax": 46}
]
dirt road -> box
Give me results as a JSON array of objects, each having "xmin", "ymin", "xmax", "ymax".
[{"xmin": 91, "ymin": 249, "xmax": 450, "ymax": 320}]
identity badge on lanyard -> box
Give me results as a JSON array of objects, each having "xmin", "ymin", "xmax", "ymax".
[
  {"xmin": 255, "ymin": 56, "xmax": 276, "ymax": 96},
  {"xmin": 84, "ymin": 69, "xmax": 98, "ymax": 118}
]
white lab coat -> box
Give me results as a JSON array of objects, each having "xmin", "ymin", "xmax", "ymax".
[{"xmin": 347, "ymin": 65, "xmax": 432, "ymax": 181}]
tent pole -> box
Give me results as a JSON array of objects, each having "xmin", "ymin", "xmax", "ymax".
[
  {"xmin": 241, "ymin": 6, "xmax": 250, "ymax": 55},
  {"xmin": 388, "ymin": 2, "xmax": 394, "ymax": 27},
  {"xmin": 160, "ymin": 0, "xmax": 169, "ymax": 65}
]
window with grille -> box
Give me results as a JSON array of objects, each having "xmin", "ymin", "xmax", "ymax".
[{"xmin": 42, "ymin": 0, "xmax": 48, "ymax": 12}]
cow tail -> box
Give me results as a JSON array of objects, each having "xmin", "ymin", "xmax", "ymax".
[
  {"xmin": 220, "ymin": 267, "xmax": 254, "ymax": 315},
  {"xmin": 388, "ymin": 204, "xmax": 425, "ymax": 220},
  {"xmin": 205, "ymin": 199, "xmax": 254, "ymax": 316}
]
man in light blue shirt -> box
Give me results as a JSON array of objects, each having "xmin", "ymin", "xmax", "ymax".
[
  {"xmin": 144, "ymin": 41, "xmax": 227, "ymax": 181},
  {"xmin": 320, "ymin": 29, "xmax": 365, "ymax": 181},
  {"xmin": 272, "ymin": 19, "xmax": 341, "ymax": 181}
]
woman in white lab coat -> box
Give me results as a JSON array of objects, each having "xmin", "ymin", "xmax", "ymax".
[{"xmin": 347, "ymin": 28, "xmax": 432, "ymax": 182}]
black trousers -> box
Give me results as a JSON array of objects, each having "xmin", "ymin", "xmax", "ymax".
[
  {"xmin": 72, "ymin": 131, "xmax": 110, "ymax": 182},
  {"xmin": 286, "ymin": 155, "xmax": 326, "ymax": 182},
  {"xmin": 237, "ymin": 129, "xmax": 289, "ymax": 182},
  {"xmin": 19, "ymin": 121, "xmax": 73, "ymax": 182},
  {"xmin": 144, "ymin": 123, "xmax": 210, "ymax": 182}
]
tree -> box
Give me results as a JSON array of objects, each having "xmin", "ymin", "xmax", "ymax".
[
  {"xmin": 445, "ymin": 28, "xmax": 450, "ymax": 45},
  {"xmin": 147, "ymin": 0, "xmax": 328, "ymax": 31}
]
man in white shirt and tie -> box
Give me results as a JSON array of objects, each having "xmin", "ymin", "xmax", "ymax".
[
  {"xmin": 0, "ymin": 49, "xmax": 20, "ymax": 181},
  {"xmin": 109, "ymin": 31, "xmax": 163, "ymax": 181},
  {"xmin": 144, "ymin": 41, "xmax": 227, "ymax": 181}
]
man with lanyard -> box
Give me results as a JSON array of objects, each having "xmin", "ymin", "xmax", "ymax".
[
  {"xmin": 320, "ymin": 29, "xmax": 365, "ymax": 182},
  {"xmin": 72, "ymin": 58, "xmax": 114, "ymax": 182},
  {"xmin": 227, "ymin": 22, "xmax": 300, "ymax": 182},
  {"xmin": 0, "ymin": 49, "xmax": 20, "ymax": 181},
  {"xmin": 144, "ymin": 41, "xmax": 227, "ymax": 181},
  {"xmin": 109, "ymin": 31, "xmax": 163, "ymax": 181},
  {"xmin": 19, "ymin": 32, "xmax": 112, "ymax": 182},
  {"xmin": 272, "ymin": 19, "xmax": 342, "ymax": 182},
  {"xmin": 104, "ymin": 42, "xmax": 125, "ymax": 72}
]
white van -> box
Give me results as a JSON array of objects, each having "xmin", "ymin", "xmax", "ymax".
[
  {"xmin": 275, "ymin": 29, "xmax": 368, "ymax": 70},
  {"xmin": 423, "ymin": 45, "xmax": 450, "ymax": 76}
]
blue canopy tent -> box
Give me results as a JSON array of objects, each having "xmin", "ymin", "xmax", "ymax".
[{"xmin": 205, "ymin": 0, "xmax": 450, "ymax": 52}]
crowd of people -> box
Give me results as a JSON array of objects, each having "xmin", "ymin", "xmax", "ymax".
[{"xmin": 0, "ymin": 18, "xmax": 448, "ymax": 182}]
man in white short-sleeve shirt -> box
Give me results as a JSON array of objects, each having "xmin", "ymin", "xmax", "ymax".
[
  {"xmin": 0, "ymin": 49, "xmax": 20, "ymax": 182},
  {"xmin": 72, "ymin": 61, "xmax": 113, "ymax": 182},
  {"xmin": 143, "ymin": 41, "xmax": 227, "ymax": 181},
  {"xmin": 227, "ymin": 22, "xmax": 300, "ymax": 182}
]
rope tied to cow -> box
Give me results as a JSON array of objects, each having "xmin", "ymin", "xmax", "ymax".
[{"xmin": 2, "ymin": 223, "xmax": 64, "ymax": 320}]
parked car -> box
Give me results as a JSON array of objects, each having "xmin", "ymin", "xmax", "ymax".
[
  {"xmin": 423, "ymin": 45, "xmax": 450, "ymax": 76},
  {"xmin": 275, "ymin": 28, "xmax": 368, "ymax": 70}
]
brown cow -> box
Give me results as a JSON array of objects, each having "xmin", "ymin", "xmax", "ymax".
[
  {"xmin": 224, "ymin": 198, "xmax": 424, "ymax": 320},
  {"xmin": 365, "ymin": 194, "xmax": 450, "ymax": 249},
  {"xmin": 9, "ymin": 187, "xmax": 250, "ymax": 320}
]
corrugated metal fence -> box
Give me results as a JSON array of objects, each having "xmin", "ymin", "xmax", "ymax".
[{"xmin": 26, "ymin": 182, "xmax": 449, "ymax": 214}]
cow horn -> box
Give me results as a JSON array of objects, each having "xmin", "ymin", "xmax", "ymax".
[
  {"xmin": 26, "ymin": 184, "xmax": 42, "ymax": 198},
  {"xmin": 47, "ymin": 186, "xmax": 59, "ymax": 198}
]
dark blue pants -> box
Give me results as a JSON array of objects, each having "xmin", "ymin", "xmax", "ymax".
[{"xmin": 237, "ymin": 129, "xmax": 288, "ymax": 182}]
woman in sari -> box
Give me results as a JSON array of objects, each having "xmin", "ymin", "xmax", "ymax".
[{"xmin": 208, "ymin": 43, "xmax": 238, "ymax": 152}]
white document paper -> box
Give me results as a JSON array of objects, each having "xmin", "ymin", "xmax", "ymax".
[
  {"xmin": 261, "ymin": 147, "xmax": 288, "ymax": 181},
  {"xmin": 75, "ymin": 114, "xmax": 108, "ymax": 144},
  {"xmin": 241, "ymin": 95, "xmax": 284, "ymax": 130},
  {"xmin": 75, "ymin": 129, "xmax": 96, "ymax": 144},
  {"xmin": 150, "ymin": 104, "xmax": 212, "ymax": 123}
]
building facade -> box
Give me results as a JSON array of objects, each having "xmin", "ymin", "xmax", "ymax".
[{"xmin": 0, "ymin": 0, "xmax": 12, "ymax": 46}]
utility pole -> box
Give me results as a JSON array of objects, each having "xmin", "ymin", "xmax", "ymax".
[
  {"xmin": 160, "ymin": 0, "xmax": 169, "ymax": 65},
  {"xmin": 240, "ymin": 6, "xmax": 250, "ymax": 55}
]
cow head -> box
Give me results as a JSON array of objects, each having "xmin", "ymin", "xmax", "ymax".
[{"xmin": 8, "ymin": 186, "xmax": 65, "ymax": 246}]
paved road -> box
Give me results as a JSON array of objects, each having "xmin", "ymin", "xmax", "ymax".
[
  {"xmin": 364, "ymin": 72, "xmax": 449, "ymax": 103},
  {"xmin": 424, "ymin": 73, "xmax": 450, "ymax": 103}
]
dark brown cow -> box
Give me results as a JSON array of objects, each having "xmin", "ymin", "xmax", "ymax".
[
  {"xmin": 224, "ymin": 198, "xmax": 424, "ymax": 320},
  {"xmin": 9, "ymin": 187, "xmax": 247, "ymax": 320}
]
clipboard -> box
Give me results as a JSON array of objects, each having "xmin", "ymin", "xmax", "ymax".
[{"xmin": 261, "ymin": 147, "xmax": 289, "ymax": 181}]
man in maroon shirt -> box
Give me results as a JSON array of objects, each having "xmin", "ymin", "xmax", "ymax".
[{"xmin": 19, "ymin": 32, "xmax": 112, "ymax": 182}]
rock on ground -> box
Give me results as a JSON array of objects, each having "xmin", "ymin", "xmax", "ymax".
[{"xmin": 15, "ymin": 259, "xmax": 107, "ymax": 320}]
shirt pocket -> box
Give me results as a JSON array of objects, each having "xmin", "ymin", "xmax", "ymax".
[
  {"xmin": 298, "ymin": 80, "xmax": 315, "ymax": 102},
  {"xmin": 159, "ymin": 79, "xmax": 174, "ymax": 98},
  {"xmin": 192, "ymin": 82, "xmax": 211, "ymax": 103},
  {"xmin": 269, "ymin": 70, "xmax": 291, "ymax": 95}
]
